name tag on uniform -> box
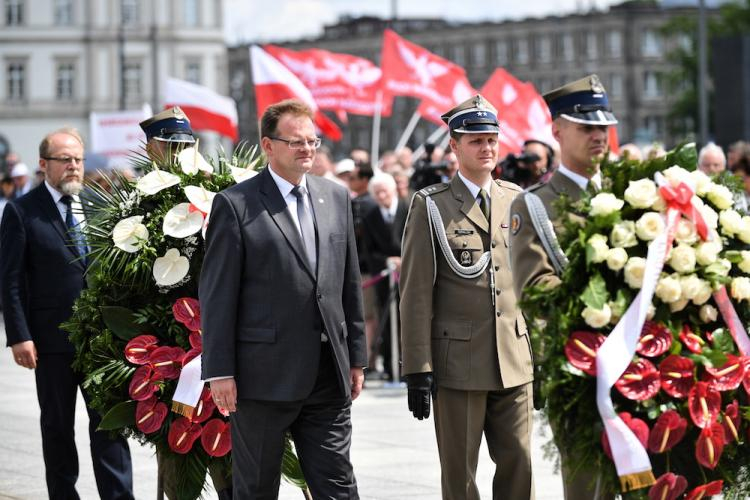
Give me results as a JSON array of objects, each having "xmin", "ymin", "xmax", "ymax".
[{"xmin": 454, "ymin": 229, "xmax": 474, "ymax": 235}]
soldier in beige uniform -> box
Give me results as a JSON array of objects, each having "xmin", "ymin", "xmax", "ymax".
[
  {"xmin": 509, "ymin": 75, "xmax": 618, "ymax": 500},
  {"xmin": 400, "ymin": 95, "xmax": 534, "ymax": 500}
]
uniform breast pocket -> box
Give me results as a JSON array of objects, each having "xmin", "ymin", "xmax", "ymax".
[{"xmin": 447, "ymin": 233, "xmax": 484, "ymax": 266}]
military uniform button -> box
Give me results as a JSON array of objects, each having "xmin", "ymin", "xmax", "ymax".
[
  {"xmin": 496, "ymin": 289, "xmax": 500, "ymax": 295},
  {"xmin": 462, "ymin": 241, "xmax": 467, "ymax": 247},
  {"xmin": 494, "ymin": 266, "xmax": 499, "ymax": 271},
  {"xmin": 496, "ymin": 311, "xmax": 501, "ymax": 317},
  {"xmin": 492, "ymin": 242, "xmax": 497, "ymax": 248}
]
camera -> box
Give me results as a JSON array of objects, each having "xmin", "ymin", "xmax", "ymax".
[
  {"xmin": 499, "ymin": 152, "xmax": 541, "ymax": 187},
  {"xmin": 410, "ymin": 143, "xmax": 449, "ymax": 192}
]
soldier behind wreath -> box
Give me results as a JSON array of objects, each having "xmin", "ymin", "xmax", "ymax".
[
  {"xmin": 509, "ymin": 74, "xmax": 618, "ymax": 500},
  {"xmin": 400, "ymin": 94, "xmax": 534, "ymax": 500}
]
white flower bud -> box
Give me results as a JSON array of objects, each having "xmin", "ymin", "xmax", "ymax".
[
  {"xmin": 668, "ymin": 244, "xmax": 697, "ymax": 273},
  {"xmin": 606, "ymin": 247, "xmax": 629, "ymax": 271},
  {"xmin": 587, "ymin": 234, "xmax": 610, "ymax": 263},
  {"xmin": 624, "ymin": 179, "xmax": 659, "ymax": 209},
  {"xmin": 699, "ymin": 304, "xmax": 718, "ymax": 323},
  {"xmin": 581, "ymin": 304, "xmax": 612, "ymax": 329},
  {"xmin": 590, "ymin": 193, "xmax": 625, "ymax": 217},
  {"xmin": 624, "ymin": 257, "xmax": 647, "ymax": 289},
  {"xmin": 656, "ymin": 274, "xmax": 682, "ymax": 303},
  {"xmin": 610, "ymin": 221, "xmax": 638, "ymax": 248}
]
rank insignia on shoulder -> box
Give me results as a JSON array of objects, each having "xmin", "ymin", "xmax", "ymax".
[{"xmin": 511, "ymin": 213, "xmax": 522, "ymax": 235}]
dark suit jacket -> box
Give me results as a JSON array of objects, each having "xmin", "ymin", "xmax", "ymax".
[
  {"xmin": 199, "ymin": 167, "xmax": 367, "ymax": 401},
  {"xmin": 1, "ymin": 184, "xmax": 86, "ymax": 353},
  {"xmin": 360, "ymin": 198, "xmax": 408, "ymax": 276}
]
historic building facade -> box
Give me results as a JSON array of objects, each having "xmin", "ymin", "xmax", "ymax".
[
  {"xmin": 229, "ymin": 1, "xmax": 704, "ymax": 159},
  {"xmin": 0, "ymin": 0, "xmax": 226, "ymax": 167}
]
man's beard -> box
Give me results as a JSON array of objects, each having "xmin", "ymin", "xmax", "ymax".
[{"xmin": 60, "ymin": 179, "xmax": 83, "ymax": 196}]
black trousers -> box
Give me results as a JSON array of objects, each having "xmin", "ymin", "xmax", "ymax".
[
  {"xmin": 231, "ymin": 343, "xmax": 359, "ymax": 499},
  {"xmin": 35, "ymin": 353, "xmax": 134, "ymax": 500}
]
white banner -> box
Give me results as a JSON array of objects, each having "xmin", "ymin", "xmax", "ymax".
[{"xmin": 89, "ymin": 105, "xmax": 152, "ymax": 168}]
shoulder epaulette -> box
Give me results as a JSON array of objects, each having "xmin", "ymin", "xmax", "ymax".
[
  {"xmin": 525, "ymin": 181, "xmax": 546, "ymax": 193},
  {"xmin": 494, "ymin": 179, "xmax": 523, "ymax": 193},
  {"xmin": 418, "ymin": 183, "xmax": 449, "ymax": 197}
]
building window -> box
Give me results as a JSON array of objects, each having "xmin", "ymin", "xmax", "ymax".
[
  {"xmin": 56, "ymin": 62, "xmax": 75, "ymax": 100},
  {"xmin": 609, "ymin": 73, "xmax": 623, "ymax": 99},
  {"xmin": 644, "ymin": 115, "xmax": 664, "ymax": 138},
  {"xmin": 184, "ymin": 0, "xmax": 199, "ymax": 27},
  {"xmin": 585, "ymin": 33, "xmax": 598, "ymax": 60},
  {"xmin": 606, "ymin": 31, "xmax": 622, "ymax": 58},
  {"xmin": 536, "ymin": 77, "xmax": 551, "ymax": 93},
  {"xmin": 643, "ymin": 71, "xmax": 662, "ymax": 98},
  {"xmin": 5, "ymin": 0, "xmax": 23, "ymax": 25},
  {"xmin": 494, "ymin": 40, "xmax": 508, "ymax": 66},
  {"xmin": 560, "ymin": 34, "xmax": 574, "ymax": 62},
  {"xmin": 514, "ymin": 38, "xmax": 529, "ymax": 65},
  {"xmin": 54, "ymin": 0, "xmax": 73, "ymax": 25},
  {"xmin": 471, "ymin": 43, "xmax": 486, "ymax": 68},
  {"xmin": 123, "ymin": 61, "xmax": 142, "ymax": 100},
  {"xmin": 185, "ymin": 60, "xmax": 201, "ymax": 84},
  {"xmin": 641, "ymin": 29, "xmax": 662, "ymax": 57},
  {"xmin": 451, "ymin": 45, "xmax": 465, "ymax": 66},
  {"xmin": 536, "ymin": 36, "xmax": 551, "ymax": 63},
  {"xmin": 121, "ymin": 0, "xmax": 138, "ymax": 26},
  {"xmin": 678, "ymin": 34, "xmax": 692, "ymax": 52},
  {"xmin": 6, "ymin": 60, "xmax": 25, "ymax": 100}
]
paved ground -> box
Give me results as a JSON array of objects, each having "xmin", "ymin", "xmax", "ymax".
[{"xmin": 0, "ymin": 318, "xmax": 564, "ymax": 499}]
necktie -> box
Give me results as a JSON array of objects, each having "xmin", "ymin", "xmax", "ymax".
[
  {"xmin": 587, "ymin": 181, "xmax": 600, "ymax": 195},
  {"xmin": 291, "ymin": 185, "xmax": 317, "ymax": 272},
  {"xmin": 60, "ymin": 195, "xmax": 87, "ymax": 265},
  {"xmin": 478, "ymin": 189, "xmax": 490, "ymax": 222}
]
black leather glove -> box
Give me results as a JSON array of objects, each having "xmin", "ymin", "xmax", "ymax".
[
  {"xmin": 532, "ymin": 364, "xmax": 546, "ymax": 411},
  {"xmin": 405, "ymin": 372, "xmax": 434, "ymax": 420}
]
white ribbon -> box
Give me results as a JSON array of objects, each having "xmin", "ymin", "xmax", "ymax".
[{"xmin": 171, "ymin": 354, "xmax": 204, "ymax": 417}]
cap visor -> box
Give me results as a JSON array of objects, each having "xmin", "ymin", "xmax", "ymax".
[
  {"xmin": 560, "ymin": 110, "xmax": 617, "ymax": 126},
  {"xmin": 453, "ymin": 124, "xmax": 500, "ymax": 134},
  {"xmin": 153, "ymin": 133, "xmax": 196, "ymax": 143}
]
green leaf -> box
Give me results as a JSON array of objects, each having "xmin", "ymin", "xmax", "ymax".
[
  {"xmin": 711, "ymin": 328, "xmax": 736, "ymax": 353},
  {"xmin": 580, "ymin": 274, "xmax": 609, "ymax": 309},
  {"xmin": 97, "ymin": 400, "xmax": 137, "ymax": 430},
  {"xmin": 100, "ymin": 306, "xmax": 148, "ymax": 341},
  {"xmin": 281, "ymin": 435, "xmax": 307, "ymax": 489}
]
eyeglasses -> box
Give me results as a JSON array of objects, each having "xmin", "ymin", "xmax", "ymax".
[
  {"xmin": 268, "ymin": 136, "xmax": 322, "ymax": 150},
  {"xmin": 44, "ymin": 156, "xmax": 84, "ymax": 165}
]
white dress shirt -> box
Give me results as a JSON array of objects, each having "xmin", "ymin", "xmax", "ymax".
[
  {"xmin": 457, "ymin": 171, "xmax": 493, "ymax": 209},
  {"xmin": 44, "ymin": 180, "xmax": 86, "ymax": 227},
  {"xmin": 557, "ymin": 164, "xmax": 602, "ymax": 192}
]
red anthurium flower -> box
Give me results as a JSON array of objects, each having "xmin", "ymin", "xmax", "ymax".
[
  {"xmin": 128, "ymin": 365, "xmax": 162, "ymax": 401},
  {"xmin": 659, "ymin": 355, "xmax": 695, "ymax": 399},
  {"xmin": 200, "ymin": 419, "xmax": 232, "ymax": 457},
  {"xmin": 135, "ymin": 396, "xmax": 168, "ymax": 434},
  {"xmin": 680, "ymin": 324, "xmax": 705, "ymax": 354},
  {"xmin": 647, "ymin": 410, "xmax": 688, "ymax": 453},
  {"xmin": 688, "ymin": 382, "xmax": 722, "ymax": 428},
  {"xmin": 182, "ymin": 348, "xmax": 201, "ymax": 367},
  {"xmin": 637, "ymin": 321, "xmax": 672, "ymax": 358},
  {"xmin": 188, "ymin": 331, "xmax": 202, "ymax": 351},
  {"xmin": 695, "ymin": 422, "xmax": 725, "ymax": 469},
  {"xmin": 647, "ymin": 472, "xmax": 687, "ymax": 500},
  {"xmin": 601, "ymin": 412, "xmax": 650, "ymax": 461},
  {"xmin": 168, "ymin": 416, "xmax": 203, "ymax": 454},
  {"xmin": 742, "ymin": 357, "xmax": 750, "ymax": 397},
  {"xmin": 685, "ymin": 480, "xmax": 723, "ymax": 500},
  {"xmin": 564, "ymin": 331, "xmax": 606, "ymax": 376},
  {"xmin": 149, "ymin": 346, "xmax": 186, "ymax": 380},
  {"xmin": 124, "ymin": 335, "xmax": 159, "ymax": 365},
  {"xmin": 615, "ymin": 358, "xmax": 660, "ymax": 401},
  {"xmin": 705, "ymin": 354, "xmax": 744, "ymax": 392},
  {"xmin": 191, "ymin": 388, "xmax": 217, "ymax": 424},
  {"xmin": 722, "ymin": 400, "xmax": 741, "ymax": 443},
  {"xmin": 172, "ymin": 297, "xmax": 201, "ymax": 332}
]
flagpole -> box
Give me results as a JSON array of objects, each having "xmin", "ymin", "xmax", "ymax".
[
  {"xmin": 438, "ymin": 130, "xmax": 451, "ymax": 150},
  {"xmin": 371, "ymin": 91, "xmax": 383, "ymax": 171},
  {"xmin": 413, "ymin": 127, "xmax": 447, "ymax": 160},
  {"xmin": 394, "ymin": 110, "xmax": 420, "ymax": 153}
]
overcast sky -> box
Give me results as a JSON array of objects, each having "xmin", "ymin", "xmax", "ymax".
[{"xmin": 223, "ymin": 0, "xmax": 623, "ymax": 45}]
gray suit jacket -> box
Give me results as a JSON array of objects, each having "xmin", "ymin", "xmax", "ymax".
[{"xmin": 199, "ymin": 167, "xmax": 367, "ymax": 401}]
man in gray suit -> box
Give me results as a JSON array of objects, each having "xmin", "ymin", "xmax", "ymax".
[{"xmin": 200, "ymin": 99, "xmax": 367, "ymax": 499}]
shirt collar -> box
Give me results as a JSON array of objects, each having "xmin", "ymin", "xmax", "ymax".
[
  {"xmin": 457, "ymin": 171, "xmax": 492, "ymax": 200},
  {"xmin": 557, "ymin": 164, "xmax": 601, "ymax": 191},
  {"xmin": 44, "ymin": 180, "xmax": 80, "ymax": 204},
  {"xmin": 268, "ymin": 164, "xmax": 308, "ymax": 199}
]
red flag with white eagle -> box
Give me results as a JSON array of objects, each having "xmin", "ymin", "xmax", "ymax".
[
  {"xmin": 250, "ymin": 45, "xmax": 342, "ymax": 141},
  {"xmin": 163, "ymin": 78, "xmax": 239, "ymax": 141},
  {"xmin": 479, "ymin": 68, "xmax": 554, "ymax": 157},
  {"xmin": 263, "ymin": 45, "xmax": 390, "ymax": 117},
  {"xmin": 380, "ymin": 29, "xmax": 471, "ymax": 115}
]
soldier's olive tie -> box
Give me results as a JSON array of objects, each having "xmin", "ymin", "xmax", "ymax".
[
  {"xmin": 478, "ymin": 188, "xmax": 490, "ymax": 222},
  {"xmin": 291, "ymin": 185, "xmax": 317, "ymax": 272},
  {"xmin": 586, "ymin": 181, "xmax": 600, "ymax": 195}
]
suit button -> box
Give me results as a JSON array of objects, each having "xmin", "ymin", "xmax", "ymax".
[{"xmin": 317, "ymin": 293, "xmax": 323, "ymax": 300}]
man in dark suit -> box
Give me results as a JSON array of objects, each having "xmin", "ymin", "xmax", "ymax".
[
  {"xmin": 361, "ymin": 172, "xmax": 408, "ymax": 380},
  {"xmin": 200, "ymin": 99, "xmax": 367, "ymax": 499},
  {"xmin": 1, "ymin": 128, "xmax": 133, "ymax": 500}
]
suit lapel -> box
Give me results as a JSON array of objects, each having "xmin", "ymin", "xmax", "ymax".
[
  {"xmin": 549, "ymin": 170, "xmax": 584, "ymax": 201},
  {"xmin": 33, "ymin": 185, "xmax": 84, "ymax": 268},
  {"xmin": 258, "ymin": 168, "xmax": 316, "ymax": 280},
  {"xmin": 450, "ymin": 176, "xmax": 489, "ymax": 233}
]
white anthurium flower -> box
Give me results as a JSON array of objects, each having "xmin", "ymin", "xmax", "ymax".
[
  {"xmin": 177, "ymin": 146, "xmax": 214, "ymax": 175},
  {"xmin": 112, "ymin": 215, "xmax": 149, "ymax": 253},
  {"xmin": 230, "ymin": 164, "xmax": 259, "ymax": 184},
  {"xmin": 136, "ymin": 168, "xmax": 181, "ymax": 196},
  {"xmin": 184, "ymin": 185, "xmax": 217, "ymax": 214},
  {"xmin": 152, "ymin": 248, "xmax": 189, "ymax": 287},
  {"xmin": 163, "ymin": 203, "xmax": 204, "ymax": 238}
]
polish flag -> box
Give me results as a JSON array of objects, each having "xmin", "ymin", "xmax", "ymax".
[
  {"xmin": 163, "ymin": 78, "xmax": 238, "ymax": 141},
  {"xmin": 250, "ymin": 45, "xmax": 342, "ymax": 141}
]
